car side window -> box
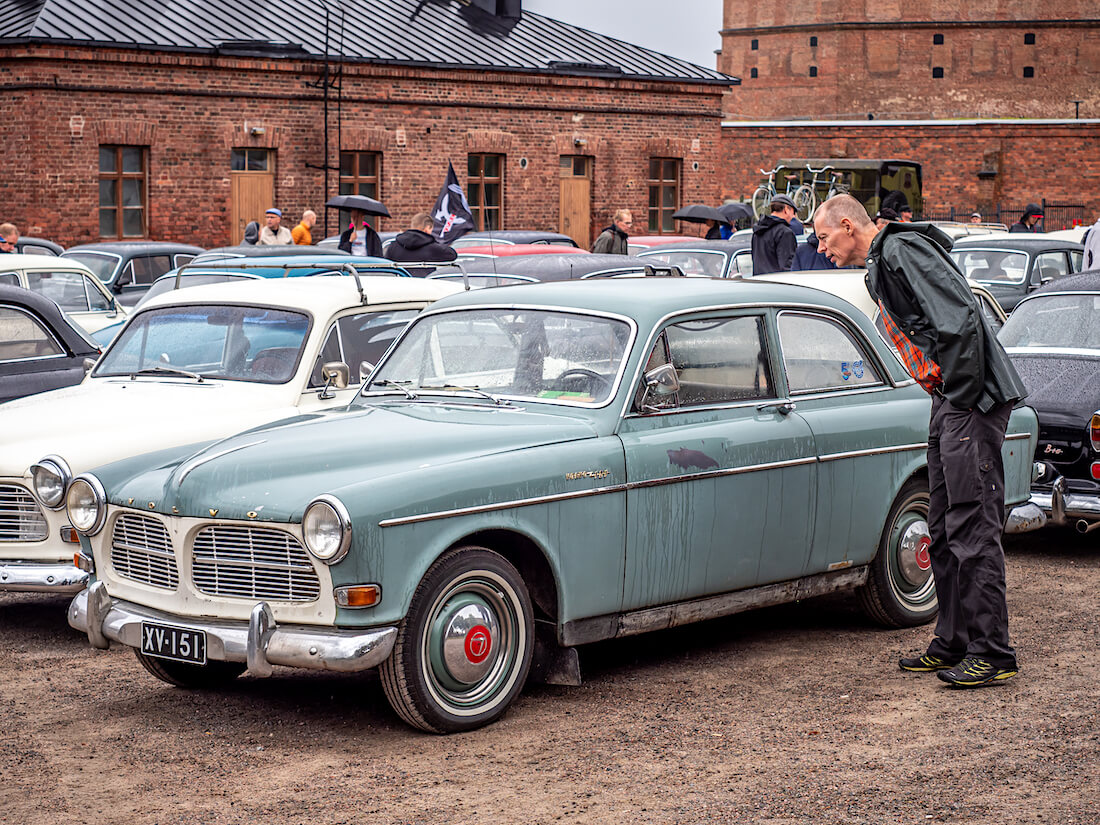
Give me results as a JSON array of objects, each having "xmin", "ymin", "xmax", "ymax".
[
  {"xmin": 1033, "ymin": 252, "xmax": 1069, "ymax": 283},
  {"xmin": 309, "ymin": 324, "xmax": 344, "ymax": 388},
  {"xmin": 733, "ymin": 251, "xmax": 753, "ymax": 277},
  {"xmin": 336, "ymin": 309, "xmax": 420, "ymax": 382},
  {"xmin": 20, "ymin": 244, "xmax": 55, "ymax": 256},
  {"xmin": 84, "ymin": 275, "xmax": 112, "ymax": 311},
  {"xmin": 659, "ymin": 315, "xmax": 773, "ymax": 408},
  {"xmin": 1070, "ymin": 251, "xmax": 1083, "ymax": 272},
  {"xmin": 978, "ymin": 295, "xmax": 1003, "ymax": 334},
  {"xmin": 0, "ymin": 306, "xmax": 64, "ymax": 361},
  {"xmin": 130, "ymin": 256, "xmax": 173, "ymax": 285},
  {"xmin": 174, "ymin": 254, "xmax": 196, "ymax": 268},
  {"xmin": 635, "ymin": 332, "xmax": 673, "ymax": 410},
  {"xmin": 25, "ymin": 270, "xmax": 92, "ymax": 312},
  {"xmin": 0, "ymin": 271, "xmax": 18, "ymax": 286},
  {"xmin": 778, "ymin": 311, "xmax": 882, "ymax": 393}
]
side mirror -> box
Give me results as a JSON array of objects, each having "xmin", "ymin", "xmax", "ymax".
[
  {"xmin": 358, "ymin": 360, "xmax": 375, "ymax": 382},
  {"xmin": 638, "ymin": 363, "xmax": 679, "ymax": 412},
  {"xmin": 319, "ymin": 361, "xmax": 350, "ymax": 399}
]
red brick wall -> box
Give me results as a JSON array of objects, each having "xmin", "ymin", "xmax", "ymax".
[
  {"xmin": 722, "ymin": 121, "xmax": 1100, "ymax": 227},
  {"xmin": 1, "ymin": 45, "xmax": 728, "ymax": 248},
  {"xmin": 719, "ymin": 0, "xmax": 1100, "ymax": 120}
]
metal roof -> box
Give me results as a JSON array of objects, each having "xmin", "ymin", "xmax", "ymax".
[{"xmin": 0, "ymin": 0, "xmax": 735, "ymax": 84}]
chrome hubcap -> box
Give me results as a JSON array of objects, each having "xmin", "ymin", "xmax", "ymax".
[
  {"xmin": 897, "ymin": 519, "xmax": 932, "ymax": 586},
  {"xmin": 438, "ymin": 598, "xmax": 499, "ymax": 685}
]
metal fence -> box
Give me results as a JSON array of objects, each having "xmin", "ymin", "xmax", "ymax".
[{"xmin": 919, "ymin": 200, "xmax": 1087, "ymax": 231}]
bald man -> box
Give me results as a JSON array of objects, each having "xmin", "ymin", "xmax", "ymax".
[
  {"xmin": 815, "ymin": 195, "xmax": 1027, "ymax": 689},
  {"xmin": 291, "ymin": 210, "xmax": 316, "ymax": 245}
]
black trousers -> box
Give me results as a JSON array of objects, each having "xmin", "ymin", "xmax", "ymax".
[{"xmin": 925, "ymin": 395, "xmax": 1017, "ymax": 669}]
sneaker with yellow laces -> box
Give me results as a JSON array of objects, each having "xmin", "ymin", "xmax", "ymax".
[
  {"xmin": 937, "ymin": 656, "xmax": 1018, "ymax": 687},
  {"xmin": 898, "ymin": 653, "xmax": 958, "ymax": 672}
]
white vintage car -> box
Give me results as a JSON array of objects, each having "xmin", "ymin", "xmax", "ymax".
[
  {"xmin": 0, "ymin": 275, "xmax": 459, "ymax": 597},
  {"xmin": 0, "ymin": 253, "xmax": 128, "ymax": 334}
]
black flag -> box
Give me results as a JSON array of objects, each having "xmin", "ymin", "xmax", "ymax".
[{"xmin": 431, "ymin": 162, "xmax": 476, "ymax": 244}]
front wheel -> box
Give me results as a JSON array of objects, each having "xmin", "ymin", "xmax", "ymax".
[
  {"xmin": 793, "ymin": 185, "xmax": 816, "ymax": 222},
  {"xmin": 858, "ymin": 477, "xmax": 938, "ymax": 627},
  {"xmin": 751, "ymin": 186, "xmax": 772, "ymax": 220},
  {"xmin": 380, "ymin": 547, "xmax": 534, "ymax": 733},
  {"xmin": 134, "ymin": 649, "xmax": 246, "ymax": 688}
]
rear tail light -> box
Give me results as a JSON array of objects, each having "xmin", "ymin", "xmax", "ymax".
[
  {"xmin": 1091, "ymin": 413, "xmax": 1100, "ymax": 453},
  {"xmin": 1091, "ymin": 462, "xmax": 1100, "ymax": 481}
]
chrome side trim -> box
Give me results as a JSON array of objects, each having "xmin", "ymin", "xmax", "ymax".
[
  {"xmin": 1004, "ymin": 433, "xmax": 1032, "ymax": 442},
  {"xmin": 818, "ymin": 443, "xmax": 928, "ymax": 463},
  {"xmin": 175, "ymin": 440, "xmax": 267, "ymax": 485},
  {"xmin": 626, "ymin": 456, "xmax": 818, "ymax": 490},
  {"xmin": 69, "ymin": 588, "xmax": 397, "ymax": 673}
]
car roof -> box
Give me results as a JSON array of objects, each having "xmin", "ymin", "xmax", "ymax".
[
  {"xmin": 196, "ymin": 245, "xmax": 353, "ymax": 259},
  {"xmin": 457, "ymin": 243, "xmax": 586, "ymax": 256},
  {"xmin": 427, "ymin": 274, "xmax": 873, "ymax": 331},
  {"xmin": 0, "ymin": 253, "xmax": 97, "ymax": 274},
  {"xmin": 0, "ymin": 283, "xmax": 100, "ymax": 355},
  {"xmin": 64, "ymin": 242, "xmax": 205, "ymax": 254},
  {"xmin": 136, "ymin": 273, "xmax": 462, "ymax": 316},
  {"xmin": 636, "ymin": 238, "xmax": 752, "ymax": 253},
  {"xmin": 432, "ymin": 254, "xmax": 670, "ymax": 280},
  {"xmin": 1028, "ymin": 270, "xmax": 1100, "ymax": 295},
  {"xmin": 461, "ymin": 230, "xmax": 578, "ymax": 244},
  {"xmin": 951, "ymin": 236, "xmax": 1084, "ymax": 252}
]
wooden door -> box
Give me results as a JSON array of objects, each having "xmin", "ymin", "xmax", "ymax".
[
  {"xmin": 230, "ymin": 172, "xmax": 274, "ymax": 244},
  {"xmin": 559, "ymin": 156, "xmax": 592, "ymax": 248}
]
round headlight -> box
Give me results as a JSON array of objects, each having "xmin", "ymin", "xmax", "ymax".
[
  {"xmin": 66, "ymin": 475, "xmax": 107, "ymax": 535},
  {"xmin": 302, "ymin": 495, "xmax": 351, "ymax": 564},
  {"xmin": 31, "ymin": 455, "xmax": 72, "ymax": 510}
]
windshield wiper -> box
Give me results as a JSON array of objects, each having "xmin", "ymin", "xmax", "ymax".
[
  {"xmin": 369, "ymin": 379, "xmax": 418, "ymax": 400},
  {"xmin": 131, "ymin": 366, "xmax": 204, "ymax": 383},
  {"xmin": 419, "ymin": 384, "xmax": 508, "ymax": 405}
]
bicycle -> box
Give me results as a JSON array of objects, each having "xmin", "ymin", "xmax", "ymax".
[
  {"xmin": 752, "ymin": 166, "xmax": 815, "ymax": 222},
  {"xmin": 801, "ymin": 164, "xmax": 850, "ymax": 221}
]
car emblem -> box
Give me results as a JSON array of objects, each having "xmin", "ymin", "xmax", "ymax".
[
  {"xmin": 247, "ymin": 511, "xmax": 258, "ymax": 519},
  {"xmin": 1043, "ymin": 444, "xmax": 1064, "ymax": 457},
  {"xmin": 148, "ymin": 502, "xmax": 156, "ymax": 509},
  {"xmin": 128, "ymin": 498, "xmax": 134, "ymax": 506},
  {"xmin": 171, "ymin": 506, "xmax": 179, "ymax": 514},
  {"xmin": 209, "ymin": 508, "xmax": 219, "ymax": 518},
  {"xmin": 464, "ymin": 625, "xmax": 492, "ymax": 664}
]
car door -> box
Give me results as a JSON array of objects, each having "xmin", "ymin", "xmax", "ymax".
[
  {"xmin": 775, "ymin": 309, "xmax": 929, "ymax": 578},
  {"xmin": 1031, "ymin": 251, "xmax": 1070, "ymax": 289},
  {"xmin": 0, "ymin": 303, "xmax": 85, "ymax": 403},
  {"xmin": 617, "ymin": 311, "xmax": 818, "ymax": 611}
]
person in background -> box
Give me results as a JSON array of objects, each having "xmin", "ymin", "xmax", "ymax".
[
  {"xmin": 0, "ymin": 222, "xmax": 17, "ymax": 253},
  {"xmin": 814, "ymin": 194, "xmax": 1026, "ymax": 689},
  {"xmin": 591, "ymin": 209, "xmax": 632, "ymax": 255},
  {"xmin": 750, "ymin": 194, "xmax": 798, "ymax": 275},
  {"xmin": 339, "ymin": 211, "xmax": 383, "ymax": 257},
  {"xmin": 790, "ymin": 229, "xmax": 836, "ymax": 271},
  {"xmin": 259, "ymin": 208, "xmax": 293, "ymax": 244},
  {"xmin": 899, "ymin": 205, "xmax": 914, "ymax": 222},
  {"xmin": 291, "ymin": 210, "xmax": 316, "ymax": 245},
  {"xmin": 704, "ymin": 220, "xmax": 723, "ymax": 240},
  {"xmin": 385, "ymin": 212, "xmax": 458, "ymax": 263},
  {"xmin": 1010, "ymin": 203, "xmax": 1044, "ymax": 233},
  {"xmin": 1082, "ymin": 216, "xmax": 1100, "ymax": 270},
  {"xmin": 875, "ymin": 207, "xmax": 899, "ymax": 230},
  {"xmin": 242, "ymin": 221, "xmax": 260, "ymax": 245},
  {"xmin": 970, "ymin": 212, "xmax": 983, "ymax": 224}
]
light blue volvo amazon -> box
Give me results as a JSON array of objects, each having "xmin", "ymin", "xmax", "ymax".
[{"xmin": 67, "ymin": 278, "xmax": 1039, "ymax": 733}]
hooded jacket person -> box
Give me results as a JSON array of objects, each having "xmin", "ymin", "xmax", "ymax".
[
  {"xmin": 385, "ymin": 213, "xmax": 457, "ymax": 264},
  {"xmin": 750, "ymin": 194, "xmax": 798, "ymax": 275}
]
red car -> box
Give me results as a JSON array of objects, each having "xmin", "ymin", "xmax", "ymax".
[{"xmin": 454, "ymin": 243, "xmax": 588, "ymax": 261}]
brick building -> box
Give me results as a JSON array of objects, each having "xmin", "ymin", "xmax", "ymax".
[{"xmin": 0, "ymin": 0, "xmax": 735, "ymax": 249}]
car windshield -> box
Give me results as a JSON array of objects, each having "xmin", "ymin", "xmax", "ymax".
[
  {"xmin": 362, "ymin": 308, "xmax": 632, "ymax": 405},
  {"xmin": 950, "ymin": 249, "xmax": 1029, "ymax": 284},
  {"xmin": 95, "ymin": 304, "xmax": 311, "ymax": 382},
  {"xmin": 640, "ymin": 250, "xmax": 728, "ymax": 277},
  {"xmin": 61, "ymin": 252, "xmax": 120, "ymax": 281},
  {"xmin": 999, "ymin": 293, "xmax": 1100, "ymax": 352}
]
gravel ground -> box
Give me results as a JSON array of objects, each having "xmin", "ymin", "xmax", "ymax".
[{"xmin": 1, "ymin": 528, "xmax": 1096, "ymax": 825}]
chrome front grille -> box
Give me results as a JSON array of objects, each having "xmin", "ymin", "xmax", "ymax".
[
  {"xmin": 111, "ymin": 513, "xmax": 179, "ymax": 589},
  {"xmin": 192, "ymin": 526, "xmax": 320, "ymax": 602},
  {"xmin": 0, "ymin": 484, "xmax": 48, "ymax": 542}
]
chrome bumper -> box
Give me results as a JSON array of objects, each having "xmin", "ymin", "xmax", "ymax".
[
  {"xmin": 1003, "ymin": 503, "xmax": 1047, "ymax": 535},
  {"xmin": 0, "ymin": 561, "xmax": 89, "ymax": 594},
  {"xmin": 68, "ymin": 582, "xmax": 397, "ymax": 676},
  {"xmin": 1029, "ymin": 476, "xmax": 1100, "ymax": 525}
]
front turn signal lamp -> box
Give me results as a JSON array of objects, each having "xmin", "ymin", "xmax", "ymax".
[{"xmin": 335, "ymin": 584, "xmax": 381, "ymax": 608}]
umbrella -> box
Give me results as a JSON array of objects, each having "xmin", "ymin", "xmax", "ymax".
[
  {"xmin": 324, "ymin": 194, "xmax": 391, "ymax": 217},
  {"xmin": 672, "ymin": 204, "xmax": 728, "ymax": 224},
  {"xmin": 717, "ymin": 202, "xmax": 753, "ymax": 223}
]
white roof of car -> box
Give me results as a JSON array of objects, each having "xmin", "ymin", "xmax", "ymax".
[
  {"xmin": 0, "ymin": 253, "xmax": 97, "ymax": 274},
  {"xmin": 136, "ymin": 274, "xmax": 463, "ymax": 316}
]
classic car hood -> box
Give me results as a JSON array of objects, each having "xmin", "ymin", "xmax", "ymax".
[
  {"xmin": 0, "ymin": 378, "xmax": 297, "ymax": 478},
  {"xmin": 105, "ymin": 402, "xmax": 599, "ymax": 521},
  {"xmin": 1010, "ymin": 353, "xmax": 1100, "ymax": 425}
]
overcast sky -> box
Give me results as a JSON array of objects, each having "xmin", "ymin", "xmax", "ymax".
[{"xmin": 523, "ymin": 0, "xmax": 723, "ymax": 70}]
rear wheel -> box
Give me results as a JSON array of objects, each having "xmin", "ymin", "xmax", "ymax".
[
  {"xmin": 793, "ymin": 185, "xmax": 816, "ymax": 222},
  {"xmin": 380, "ymin": 547, "xmax": 534, "ymax": 733},
  {"xmin": 859, "ymin": 477, "xmax": 938, "ymax": 627},
  {"xmin": 134, "ymin": 649, "xmax": 246, "ymax": 688},
  {"xmin": 751, "ymin": 187, "xmax": 772, "ymax": 220}
]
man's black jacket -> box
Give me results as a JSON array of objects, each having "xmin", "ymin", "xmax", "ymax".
[
  {"xmin": 384, "ymin": 229, "xmax": 457, "ymax": 263},
  {"xmin": 864, "ymin": 222, "xmax": 1026, "ymax": 413},
  {"xmin": 750, "ymin": 214, "xmax": 797, "ymax": 274}
]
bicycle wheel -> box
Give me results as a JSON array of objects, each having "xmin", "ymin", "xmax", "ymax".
[
  {"xmin": 751, "ymin": 187, "xmax": 772, "ymax": 220},
  {"xmin": 793, "ymin": 185, "xmax": 815, "ymax": 223}
]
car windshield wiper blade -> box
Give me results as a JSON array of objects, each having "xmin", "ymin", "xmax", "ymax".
[
  {"xmin": 369, "ymin": 379, "xmax": 418, "ymax": 399},
  {"xmin": 130, "ymin": 366, "xmax": 204, "ymax": 383},
  {"xmin": 418, "ymin": 384, "xmax": 508, "ymax": 405}
]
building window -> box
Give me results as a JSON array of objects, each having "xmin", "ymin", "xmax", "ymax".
[
  {"xmin": 1023, "ymin": 65, "xmax": 1035, "ymax": 78},
  {"xmin": 98, "ymin": 145, "xmax": 147, "ymax": 239},
  {"xmin": 339, "ymin": 151, "xmax": 382, "ymax": 227},
  {"xmin": 751, "ymin": 39, "xmax": 758, "ymax": 50},
  {"xmin": 933, "ymin": 33, "xmax": 944, "ymax": 45},
  {"xmin": 231, "ymin": 148, "xmax": 270, "ymax": 171},
  {"xmin": 1024, "ymin": 32, "xmax": 1035, "ymax": 45},
  {"xmin": 809, "ymin": 66, "xmax": 818, "ymax": 77},
  {"xmin": 750, "ymin": 67, "xmax": 758, "ymax": 78},
  {"xmin": 809, "ymin": 36, "xmax": 818, "ymax": 47},
  {"xmin": 468, "ymin": 153, "xmax": 503, "ymax": 230},
  {"xmin": 932, "ymin": 66, "xmax": 944, "ymax": 78},
  {"xmin": 647, "ymin": 158, "xmax": 681, "ymax": 234}
]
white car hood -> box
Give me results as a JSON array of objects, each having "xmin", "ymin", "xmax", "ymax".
[{"xmin": 1, "ymin": 378, "xmax": 301, "ymax": 480}]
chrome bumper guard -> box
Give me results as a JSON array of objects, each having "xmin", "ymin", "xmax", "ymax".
[
  {"xmin": 1029, "ymin": 477, "xmax": 1100, "ymax": 525},
  {"xmin": 68, "ymin": 582, "xmax": 397, "ymax": 676},
  {"xmin": 1003, "ymin": 503, "xmax": 1047, "ymax": 535},
  {"xmin": 0, "ymin": 562, "xmax": 89, "ymax": 594}
]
